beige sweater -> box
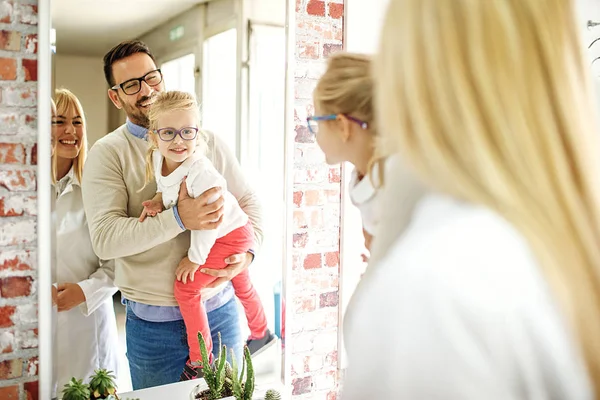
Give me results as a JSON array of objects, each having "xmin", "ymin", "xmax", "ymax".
[{"xmin": 81, "ymin": 124, "xmax": 263, "ymax": 306}]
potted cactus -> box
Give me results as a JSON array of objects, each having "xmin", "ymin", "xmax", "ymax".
[
  {"xmin": 190, "ymin": 332, "xmax": 282, "ymax": 400},
  {"xmin": 88, "ymin": 369, "xmax": 118, "ymax": 399},
  {"xmin": 62, "ymin": 378, "xmax": 91, "ymax": 400}
]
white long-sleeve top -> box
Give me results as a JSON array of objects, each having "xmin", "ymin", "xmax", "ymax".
[
  {"xmin": 53, "ymin": 167, "xmax": 120, "ymax": 391},
  {"xmin": 153, "ymin": 150, "xmax": 248, "ymax": 265},
  {"xmin": 342, "ymin": 194, "xmax": 592, "ymax": 400},
  {"xmin": 349, "ymin": 162, "xmax": 382, "ymax": 236}
]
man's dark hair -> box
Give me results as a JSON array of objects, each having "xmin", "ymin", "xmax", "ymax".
[{"xmin": 103, "ymin": 40, "xmax": 156, "ymax": 87}]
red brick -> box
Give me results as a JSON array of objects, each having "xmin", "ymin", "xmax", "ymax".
[
  {"xmin": 310, "ymin": 209, "xmax": 323, "ymax": 227},
  {"xmin": 23, "ymin": 114, "xmax": 36, "ymax": 129},
  {"xmin": 0, "ymin": 219, "xmax": 36, "ymax": 246},
  {"xmin": 24, "ymin": 356, "xmax": 38, "ymax": 377},
  {"xmin": 0, "ymin": 195, "xmax": 36, "ymax": 217},
  {"xmin": 0, "ymin": 306, "xmax": 16, "ymax": 328},
  {"xmin": 306, "ymin": 0, "xmax": 325, "ymax": 16},
  {"xmin": 16, "ymin": 3, "xmax": 37, "ymax": 25},
  {"xmin": 0, "ymin": 330, "xmax": 15, "ymax": 353},
  {"xmin": 295, "ymin": 295, "xmax": 316, "ymax": 313},
  {"xmin": 293, "ymin": 232, "xmax": 308, "ymax": 248},
  {"xmin": 0, "ymin": 169, "xmax": 36, "ymax": 191},
  {"xmin": 305, "ymin": 190, "xmax": 324, "ymax": 206},
  {"xmin": 0, "ymin": 57, "xmax": 17, "ymax": 80},
  {"xmin": 1, "ymin": 87, "xmax": 36, "ymax": 107},
  {"xmin": 22, "ymin": 59, "xmax": 37, "ymax": 81},
  {"xmin": 0, "ymin": 30, "xmax": 20, "ymax": 51},
  {"xmin": 1, "ymin": 276, "xmax": 33, "ymax": 298},
  {"xmin": 0, "ymin": 1, "xmax": 13, "ymax": 24},
  {"xmin": 328, "ymin": 167, "xmax": 340, "ymax": 183},
  {"xmin": 323, "ymin": 43, "xmax": 343, "ymax": 57},
  {"xmin": 328, "ymin": 3, "xmax": 344, "ymax": 19},
  {"xmin": 0, "ymin": 250, "xmax": 33, "ymax": 271},
  {"xmin": 292, "ymin": 376, "xmax": 312, "ymax": 395},
  {"xmin": 299, "ymin": 41, "xmax": 319, "ymax": 59},
  {"xmin": 0, "ymin": 143, "xmax": 26, "ymax": 164},
  {"xmin": 294, "ymin": 210, "xmax": 307, "ymax": 229},
  {"xmin": 30, "ymin": 143, "xmax": 36, "ymax": 165},
  {"xmin": 304, "ymin": 253, "xmax": 322, "ymax": 269},
  {"xmin": 24, "ymin": 34, "xmax": 36, "ymax": 54},
  {"xmin": 293, "ymin": 191, "xmax": 304, "ymax": 207},
  {"xmin": 325, "ymin": 252, "xmax": 339, "ymax": 267},
  {"xmin": 319, "ymin": 291, "xmax": 338, "ymax": 308},
  {"xmin": 0, "ymin": 112, "xmax": 19, "ymax": 133},
  {"xmin": 0, "ymin": 385, "xmax": 19, "ymax": 400},
  {"xmin": 0, "ymin": 358, "xmax": 22, "ymax": 379},
  {"xmin": 295, "ymin": 124, "xmax": 314, "ymax": 143},
  {"xmin": 24, "ymin": 381, "xmax": 38, "ymax": 400}
]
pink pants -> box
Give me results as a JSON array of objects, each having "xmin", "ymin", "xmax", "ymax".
[{"xmin": 174, "ymin": 221, "xmax": 268, "ymax": 364}]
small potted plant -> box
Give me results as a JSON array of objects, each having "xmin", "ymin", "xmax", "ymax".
[
  {"xmin": 190, "ymin": 332, "xmax": 282, "ymax": 400},
  {"xmin": 88, "ymin": 369, "xmax": 118, "ymax": 399},
  {"xmin": 62, "ymin": 378, "xmax": 91, "ymax": 400}
]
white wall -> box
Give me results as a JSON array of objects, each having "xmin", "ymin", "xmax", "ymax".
[
  {"xmin": 345, "ymin": 0, "xmax": 389, "ymax": 54},
  {"xmin": 54, "ymin": 54, "xmax": 110, "ymax": 147}
]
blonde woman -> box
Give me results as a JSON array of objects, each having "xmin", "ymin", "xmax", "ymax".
[
  {"xmin": 53, "ymin": 88, "xmax": 120, "ymax": 390},
  {"xmin": 310, "ymin": 52, "xmax": 426, "ymax": 262},
  {"xmin": 343, "ymin": 0, "xmax": 600, "ymax": 399}
]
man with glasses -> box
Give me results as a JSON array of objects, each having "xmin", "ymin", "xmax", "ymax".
[{"xmin": 81, "ymin": 40, "xmax": 265, "ymax": 389}]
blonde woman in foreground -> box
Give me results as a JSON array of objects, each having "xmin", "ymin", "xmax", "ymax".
[{"xmin": 342, "ymin": 0, "xmax": 600, "ymax": 399}]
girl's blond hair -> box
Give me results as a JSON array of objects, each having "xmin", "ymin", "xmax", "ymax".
[
  {"xmin": 313, "ymin": 52, "xmax": 384, "ymax": 184},
  {"xmin": 143, "ymin": 91, "xmax": 206, "ymax": 187},
  {"xmin": 376, "ymin": 0, "xmax": 600, "ymax": 390},
  {"xmin": 53, "ymin": 88, "xmax": 88, "ymax": 184}
]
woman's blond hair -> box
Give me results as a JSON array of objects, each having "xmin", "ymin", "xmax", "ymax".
[
  {"xmin": 143, "ymin": 91, "xmax": 206, "ymax": 188},
  {"xmin": 52, "ymin": 88, "xmax": 88, "ymax": 184},
  {"xmin": 376, "ymin": 0, "xmax": 600, "ymax": 390},
  {"xmin": 313, "ymin": 52, "xmax": 384, "ymax": 184}
]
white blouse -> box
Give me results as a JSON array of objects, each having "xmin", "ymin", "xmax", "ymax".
[
  {"xmin": 342, "ymin": 194, "xmax": 592, "ymax": 400},
  {"xmin": 153, "ymin": 150, "xmax": 248, "ymax": 265}
]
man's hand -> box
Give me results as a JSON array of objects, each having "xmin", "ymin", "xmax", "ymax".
[
  {"xmin": 56, "ymin": 283, "xmax": 86, "ymax": 312},
  {"xmin": 176, "ymin": 256, "xmax": 201, "ymax": 284},
  {"xmin": 177, "ymin": 178, "xmax": 225, "ymax": 230},
  {"xmin": 201, "ymin": 252, "xmax": 253, "ymax": 288},
  {"xmin": 139, "ymin": 199, "xmax": 165, "ymax": 222}
]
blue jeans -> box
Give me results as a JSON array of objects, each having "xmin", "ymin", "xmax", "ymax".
[{"xmin": 125, "ymin": 297, "xmax": 243, "ymax": 390}]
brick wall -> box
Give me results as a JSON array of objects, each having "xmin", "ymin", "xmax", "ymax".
[
  {"xmin": 0, "ymin": 1, "xmax": 40, "ymax": 400},
  {"xmin": 290, "ymin": 0, "xmax": 343, "ymax": 399}
]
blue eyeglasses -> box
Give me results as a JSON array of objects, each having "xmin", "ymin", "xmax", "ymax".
[{"xmin": 306, "ymin": 114, "xmax": 368, "ymax": 135}]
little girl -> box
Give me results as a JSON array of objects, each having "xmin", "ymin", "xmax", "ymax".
[
  {"xmin": 140, "ymin": 90, "xmax": 273, "ymax": 380},
  {"xmin": 308, "ymin": 52, "xmax": 382, "ymax": 253}
]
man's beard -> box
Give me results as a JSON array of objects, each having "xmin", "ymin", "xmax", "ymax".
[{"xmin": 118, "ymin": 93, "xmax": 155, "ymax": 128}]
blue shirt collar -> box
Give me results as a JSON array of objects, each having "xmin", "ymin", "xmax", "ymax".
[{"xmin": 126, "ymin": 119, "xmax": 148, "ymax": 140}]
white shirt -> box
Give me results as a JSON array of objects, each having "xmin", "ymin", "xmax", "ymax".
[
  {"xmin": 153, "ymin": 150, "xmax": 248, "ymax": 265},
  {"xmin": 53, "ymin": 168, "xmax": 120, "ymax": 391},
  {"xmin": 349, "ymin": 162, "xmax": 382, "ymax": 236},
  {"xmin": 342, "ymin": 194, "xmax": 592, "ymax": 400}
]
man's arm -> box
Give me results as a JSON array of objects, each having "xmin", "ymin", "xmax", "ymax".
[
  {"xmin": 208, "ymin": 131, "xmax": 264, "ymax": 250},
  {"xmin": 81, "ymin": 141, "xmax": 183, "ymax": 260}
]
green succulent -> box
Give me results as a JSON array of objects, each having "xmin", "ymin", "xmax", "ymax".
[
  {"xmin": 230, "ymin": 346, "xmax": 255, "ymax": 400},
  {"xmin": 197, "ymin": 331, "xmax": 229, "ymax": 400},
  {"xmin": 62, "ymin": 378, "xmax": 91, "ymax": 400},
  {"xmin": 88, "ymin": 369, "xmax": 118, "ymax": 399},
  {"xmin": 264, "ymin": 389, "xmax": 281, "ymax": 400}
]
